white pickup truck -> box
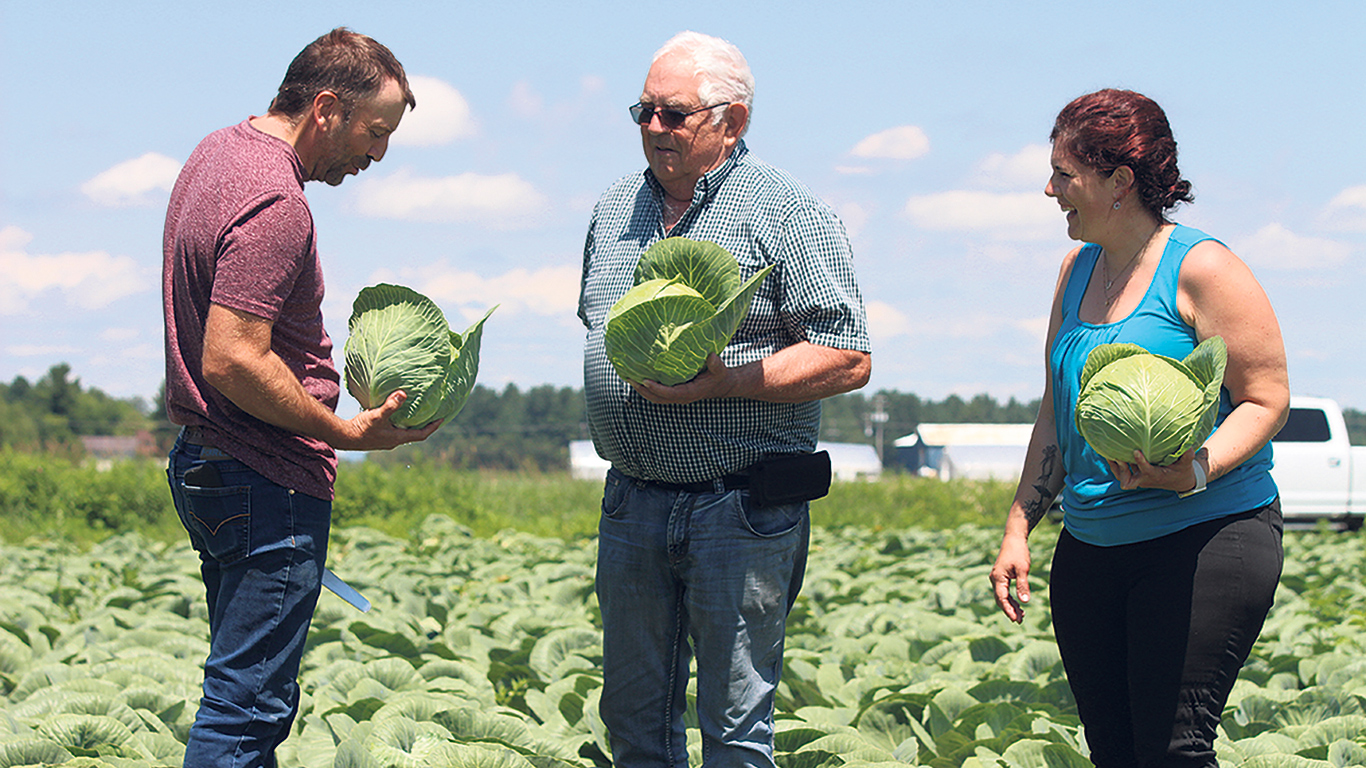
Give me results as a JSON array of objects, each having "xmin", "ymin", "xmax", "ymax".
[{"xmin": 1270, "ymin": 396, "xmax": 1366, "ymax": 530}]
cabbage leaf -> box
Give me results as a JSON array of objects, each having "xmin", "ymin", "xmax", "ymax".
[
  {"xmin": 604, "ymin": 237, "xmax": 772, "ymax": 385},
  {"xmin": 1074, "ymin": 335, "xmax": 1226, "ymax": 466},
  {"xmin": 344, "ymin": 284, "xmax": 495, "ymax": 429}
]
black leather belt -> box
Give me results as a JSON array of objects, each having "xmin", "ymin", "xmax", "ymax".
[
  {"xmin": 647, "ymin": 474, "xmax": 749, "ymax": 493},
  {"xmin": 180, "ymin": 427, "xmax": 233, "ymax": 460}
]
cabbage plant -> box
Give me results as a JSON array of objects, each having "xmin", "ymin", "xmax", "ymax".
[
  {"xmin": 1074, "ymin": 335, "xmax": 1226, "ymax": 466},
  {"xmin": 344, "ymin": 284, "xmax": 494, "ymax": 429},
  {"xmin": 604, "ymin": 237, "xmax": 772, "ymax": 385}
]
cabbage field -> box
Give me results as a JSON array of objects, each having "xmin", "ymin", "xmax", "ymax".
[{"xmin": 2, "ymin": 518, "xmax": 1364, "ymax": 768}]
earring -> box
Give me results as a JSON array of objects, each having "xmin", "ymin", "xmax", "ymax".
[{"xmin": 1113, "ymin": 201, "xmax": 1122, "ymax": 210}]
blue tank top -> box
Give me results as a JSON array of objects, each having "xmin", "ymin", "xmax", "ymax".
[{"xmin": 1050, "ymin": 224, "xmax": 1277, "ymax": 546}]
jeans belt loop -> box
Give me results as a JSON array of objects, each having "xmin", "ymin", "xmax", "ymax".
[{"xmin": 180, "ymin": 426, "xmax": 231, "ymax": 459}]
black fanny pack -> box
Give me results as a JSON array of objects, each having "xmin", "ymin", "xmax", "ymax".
[{"xmin": 748, "ymin": 450, "xmax": 831, "ymax": 508}]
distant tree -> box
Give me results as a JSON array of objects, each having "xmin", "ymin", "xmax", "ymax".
[
  {"xmin": 6, "ymin": 376, "xmax": 32, "ymax": 403},
  {"xmin": 374, "ymin": 383, "xmax": 587, "ymax": 471},
  {"xmin": 149, "ymin": 380, "xmax": 180, "ymax": 451},
  {"xmin": 0, "ymin": 364, "xmax": 151, "ymax": 452},
  {"xmin": 1343, "ymin": 408, "xmax": 1366, "ymax": 446},
  {"xmin": 39, "ymin": 363, "xmax": 79, "ymax": 417},
  {"xmin": 0, "ymin": 396, "xmax": 40, "ymax": 448},
  {"xmin": 0, "ymin": 363, "xmax": 1055, "ymax": 466}
]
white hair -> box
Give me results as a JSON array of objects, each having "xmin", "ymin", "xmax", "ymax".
[{"xmin": 653, "ymin": 30, "xmax": 754, "ymax": 134}]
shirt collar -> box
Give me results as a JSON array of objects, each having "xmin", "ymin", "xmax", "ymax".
[{"xmin": 645, "ymin": 139, "xmax": 748, "ymax": 206}]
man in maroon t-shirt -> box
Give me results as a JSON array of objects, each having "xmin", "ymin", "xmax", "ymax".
[{"xmin": 162, "ymin": 28, "xmax": 437, "ymax": 767}]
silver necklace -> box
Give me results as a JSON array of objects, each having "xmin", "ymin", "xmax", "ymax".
[{"xmin": 1102, "ymin": 228, "xmax": 1159, "ymax": 306}]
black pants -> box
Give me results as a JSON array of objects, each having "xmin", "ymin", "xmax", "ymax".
[{"xmin": 1050, "ymin": 500, "xmax": 1282, "ymax": 767}]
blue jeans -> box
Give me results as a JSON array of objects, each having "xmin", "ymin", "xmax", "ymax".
[
  {"xmin": 596, "ymin": 468, "xmax": 810, "ymax": 768},
  {"xmin": 167, "ymin": 434, "xmax": 330, "ymax": 768}
]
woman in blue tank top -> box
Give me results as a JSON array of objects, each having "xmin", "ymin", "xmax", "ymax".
[{"xmin": 989, "ymin": 89, "xmax": 1288, "ymax": 766}]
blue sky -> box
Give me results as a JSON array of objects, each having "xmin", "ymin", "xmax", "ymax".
[{"xmin": 3, "ymin": 0, "xmax": 1364, "ymax": 414}]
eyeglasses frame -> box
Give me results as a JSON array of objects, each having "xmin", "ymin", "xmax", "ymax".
[{"xmin": 628, "ymin": 101, "xmax": 733, "ymax": 130}]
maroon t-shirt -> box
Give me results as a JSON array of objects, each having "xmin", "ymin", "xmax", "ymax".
[{"xmin": 163, "ymin": 119, "xmax": 339, "ymax": 500}]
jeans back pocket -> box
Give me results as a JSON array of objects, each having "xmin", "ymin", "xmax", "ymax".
[{"xmin": 179, "ymin": 479, "xmax": 251, "ymax": 565}]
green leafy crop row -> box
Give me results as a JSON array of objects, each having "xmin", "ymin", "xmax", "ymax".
[{"xmin": 1, "ymin": 517, "xmax": 1363, "ymax": 767}]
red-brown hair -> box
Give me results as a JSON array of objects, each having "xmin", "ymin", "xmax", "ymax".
[{"xmin": 1051, "ymin": 89, "xmax": 1193, "ymax": 219}]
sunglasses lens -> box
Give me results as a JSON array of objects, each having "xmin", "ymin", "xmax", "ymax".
[
  {"xmin": 658, "ymin": 110, "xmax": 685, "ymax": 129},
  {"xmin": 630, "ymin": 104, "xmax": 687, "ymax": 128}
]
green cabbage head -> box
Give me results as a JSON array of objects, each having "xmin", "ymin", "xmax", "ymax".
[
  {"xmin": 1075, "ymin": 335, "xmax": 1227, "ymax": 466},
  {"xmin": 344, "ymin": 283, "xmax": 495, "ymax": 429},
  {"xmin": 604, "ymin": 237, "xmax": 773, "ymax": 385}
]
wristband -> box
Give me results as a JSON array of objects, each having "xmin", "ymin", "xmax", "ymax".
[{"xmin": 1178, "ymin": 460, "xmax": 1207, "ymax": 498}]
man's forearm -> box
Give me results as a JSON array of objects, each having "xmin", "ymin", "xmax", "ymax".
[
  {"xmin": 202, "ymin": 302, "xmax": 349, "ymax": 444},
  {"xmin": 204, "ymin": 342, "xmax": 345, "ymax": 442},
  {"xmin": 732, "ymin": 341, "xmax": 871, "ymax": 403}
]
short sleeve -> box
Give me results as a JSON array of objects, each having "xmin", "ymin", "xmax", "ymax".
[{"xmin": 211, "ymin": 193, "xmax": 315, "ymax": 322}]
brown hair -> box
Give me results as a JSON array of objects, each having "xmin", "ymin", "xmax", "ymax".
[
  {"xmin": 1051, "ymin": 89, "xmax": 1193, "ymax": 218},
  {"xmin": 268, "ymin": 27, "xmax": 416, "ymax": 120}
]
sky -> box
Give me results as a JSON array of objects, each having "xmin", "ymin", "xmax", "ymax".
[{"xmin": 3, "ymin": 1, "xmax": 1365, "ymax": 417}]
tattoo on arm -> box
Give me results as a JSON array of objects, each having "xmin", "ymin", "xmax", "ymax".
[{"xmin": 1022, "ymin": 444, "xmax": 1059, "ymax": 531}]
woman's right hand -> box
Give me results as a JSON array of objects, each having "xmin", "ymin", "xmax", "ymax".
[{"xmin": 990, "ymin": 533, "xmax": 1032, "ymax": 624}]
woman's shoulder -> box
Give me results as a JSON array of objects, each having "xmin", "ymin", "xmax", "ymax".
[
  {"xmin": 1056, "ymin": 242, "xmax": 1092, "ymax": 289},
  {"xmin": 1173, "ymin": 225, "xmax": 1265, "ymax": 311},
  {"xmin": 1176, "ymin": 229, "xmax": 1242, "ymax": 276}
]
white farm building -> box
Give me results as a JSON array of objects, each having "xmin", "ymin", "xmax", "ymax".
[{"xmin": 893, "ymin": 423, "xmax": 1033, "ymax": 481}]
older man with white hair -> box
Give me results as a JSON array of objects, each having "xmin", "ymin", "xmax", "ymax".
[{"xmin": 578, "ymin": 30, "xmax": 872, "ymax": 768}]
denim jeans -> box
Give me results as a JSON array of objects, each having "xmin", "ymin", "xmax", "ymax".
[
  {"xmin": 596, "ymin": 467, "xmax": 810, "ymax": 768},
  {"xmin": 167, "ymin": 434, "xmax": 330, "ymax": 768},
  {"xmin": 1050, "ymin": 501, "xmax": 1283, "ymax": 767}
]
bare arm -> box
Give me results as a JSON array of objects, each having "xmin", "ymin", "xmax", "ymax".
[
  {"xmin": 1111, "ymin": 240, "xmax": 1289, "ymax": 492},
  {"xmin": 990, "ymin": 247, "xmax": 1075, "ymax": 624},
  {"xmin": 629, "ymin": 342, "xmax": 871, "ymax": 405},
  {"xmin": 202, "ymin": 303, "xmax": 440, "ymax": 451}
]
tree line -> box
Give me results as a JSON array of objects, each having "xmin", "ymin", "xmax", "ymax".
[
  {"xmin": 371, "ymin": 386, "xmax": 1044, "ymax": 472},
  {"xmin": 0, "ymin": 364, "xmax": 153, "ymax": 454},
  {"xmin": 6, "ymin": 363, "xmax": 1364, "ymax": 468}
]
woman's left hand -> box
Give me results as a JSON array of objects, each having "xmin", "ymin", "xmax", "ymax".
[{"xmin": 1110, "ymin": 448, "xmax": 1204, "ymax": 494}]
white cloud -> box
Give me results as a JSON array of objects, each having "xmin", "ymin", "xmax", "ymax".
[
  {"xmin": 579, "ymin": 75, "xmax": 606, "ymax": 95},
  {"xmin": 834, "ymin": 202, "xmax": 869, "ymax": 239},
  {"xmin": 903, "ymin": 190, "xmax": 1058, "ymax": 240},
  {"xmin": 1233, "ymin": 223, "xmax": 1353, "ymax": 271},
  {"xmin": 99, "ymin": 327, "xmax": 140, "ymax": 342},
  {"xmin": 391, "ymin": 75, "xmax": 476, "ymax": 147},
  {"xmin": 1014, "ymin": 315, "xmax": 1050, "ymax": 343},
  {"xmin": 0, "ymin": 226, "xmax": 147, "ymax": 314},
  {"xmin": 7, "ymin": 344, "xmax": 80, "ymax": 358},
  {"xmin": 509, "ymin": 80, "xmax": 544, "ymax": 118},
  {"xmin": 850, "ymin": 125, "xmax": 930, "ymax": 161},
  {"xmin": 972, "ymin": 144, "xmax": 1051, "ymax": 190},
  {"xmin": 351, "ymin": 167, "xmax": 549, "ymax": 227},
  {"xmin": 370, "ymin": 263, "xmax": 581, "ymax": 320},
  {"xmin": 1319, "ymin": 185, "xmax": 1366, "ymax": 232},
  {"xmin": 91, "ymin": 342, "xmax": 162, "ymax": 364},
  {"xmin": 80, "ymin": 152, "xmax": 181, "ymax": 207},
  {"xmin": 866, "ymin": 300, "xmax": 915, "ymax": 340}
]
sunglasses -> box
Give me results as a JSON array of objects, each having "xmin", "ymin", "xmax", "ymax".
[{"xmin": 629, "ymin": 102, "xmax": 731, "ymax": 130}]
